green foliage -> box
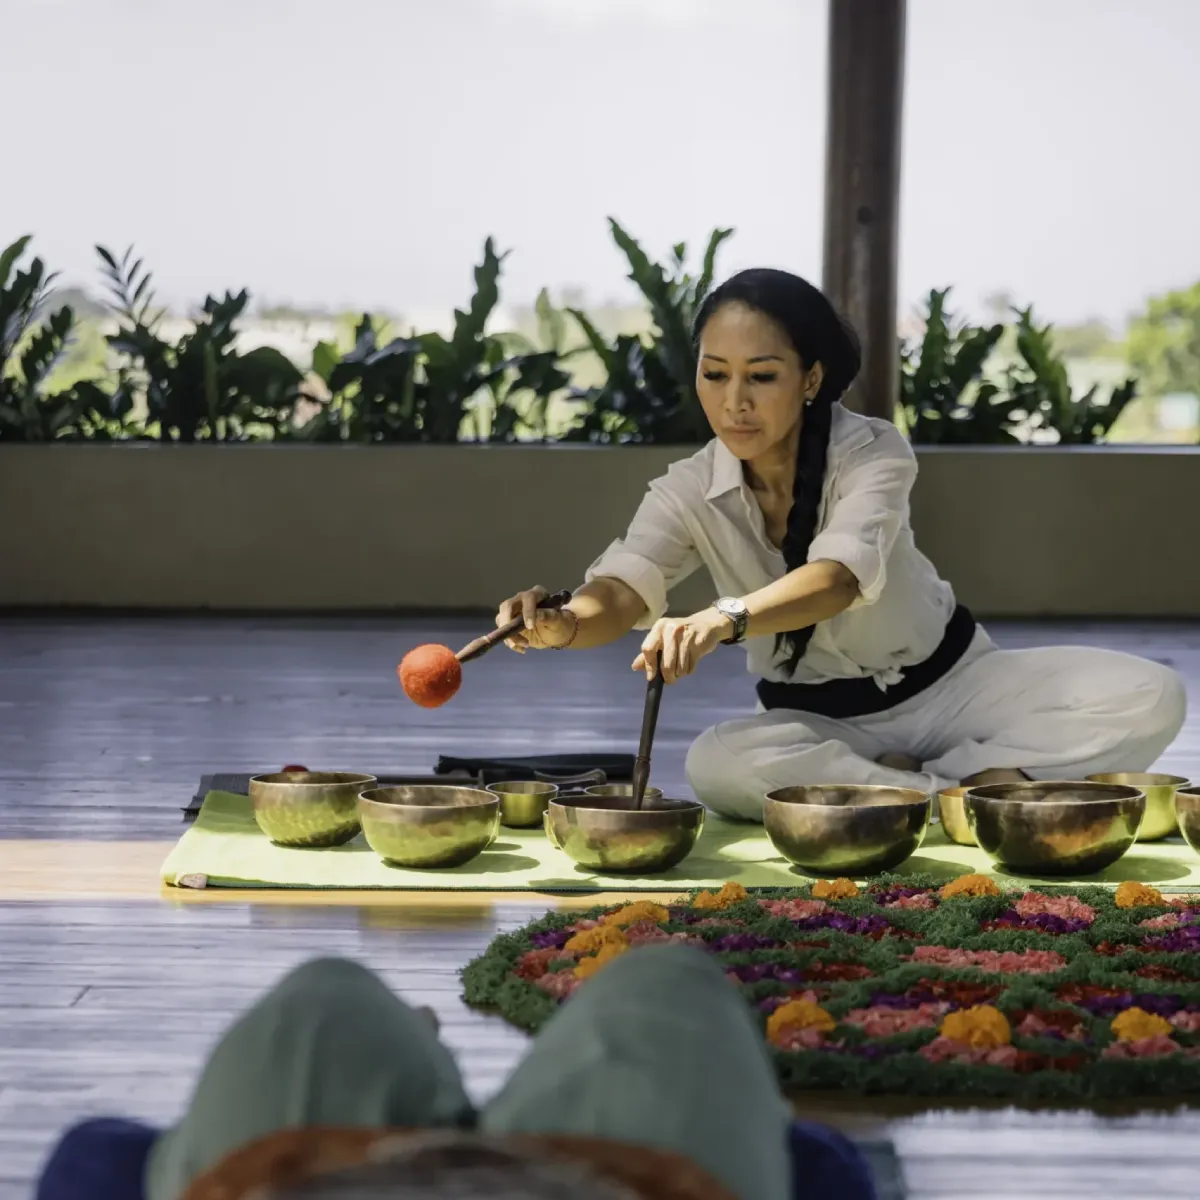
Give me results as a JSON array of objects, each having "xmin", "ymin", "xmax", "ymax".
[
  {"xmin": 0, "ymin": 235, "xmax": 124, "ymax": 441},
  {"xmin": 563, "ymin": 219, "xmax": 733, "ymax": 443},
  {"xmin": 1127, "ymin": 282, "xmax": 1200, "ymax": 411},
  {"xmin": 902, "ymin": 290, "xmax": 1138, "ymax": 446},
  {"xmin": 1007, "ymin": 306, "xmax": 1138, "ymax": 445},
  {"xmin": 299, "ymin": 240, "xmax": 570, "ymax": 443},
  {"xmin": 899, "ymin": 288, "xmax": 1016, "ymax": 444},
  {"xmin": 96, "ymin": 246, "xmax": 305, "ymax": 442}
]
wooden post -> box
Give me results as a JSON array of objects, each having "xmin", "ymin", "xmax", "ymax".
[{"xmin": 822, "ymin": 0, "xmax": 906, "ymax": 420}]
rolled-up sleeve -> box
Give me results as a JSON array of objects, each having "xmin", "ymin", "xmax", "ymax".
[
  {"xmin": 584, "ymin": 469, "xmax": 702, "ymax": 630},
  {"xmin": 805, "ymin": 426, "xmax": 917, "ymax": 610}
]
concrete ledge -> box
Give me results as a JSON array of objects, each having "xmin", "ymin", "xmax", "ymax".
[{"xmin": 1, "ymin": 444, "xmax": 1196, "ymax": 616}]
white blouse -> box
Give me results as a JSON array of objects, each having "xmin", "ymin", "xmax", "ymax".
[{"xmin": 584, "ymin": 403, "xmax": 958, "ymax": 688}]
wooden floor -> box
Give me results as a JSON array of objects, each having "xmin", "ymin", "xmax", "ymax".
[{"xmin": 2, "ymin": 614, "xmax": 1200, "ymax": 1199}]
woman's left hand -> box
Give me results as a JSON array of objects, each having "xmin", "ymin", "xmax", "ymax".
[{"xmin": 632, "ymin": 609, "xmax": 731, "ymax": 684}]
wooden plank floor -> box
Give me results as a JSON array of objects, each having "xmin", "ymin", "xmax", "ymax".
[{"xmin": 1, "ymin": 614, "xmax": 1199, "ymax": 1199}]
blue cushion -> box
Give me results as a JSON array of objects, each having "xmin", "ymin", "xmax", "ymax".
[
  {"xmin": 789, "ymin": 1118, "xmax": 878, "ymax": 1200},
  {"xmin": 37, "ymin": 1117, "xmax": 877, "ymax": 1200},
  {"xmin": 36, "ymin": 1118, "xmax": 157, "ymax": 1200}
]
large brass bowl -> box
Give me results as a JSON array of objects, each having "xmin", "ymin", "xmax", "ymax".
[
  {"xmin": 762, "ymin": 785, "xmax": 931, "ymax": 876},
  {"xmin": 966, "ymin": 781, "xmax": 1145, "ymax": 876},
  {"xmin": 1087, "ymin": 772, "xmax": 1190, "ymax": 841},
  {"xmin": 1175, "ymin": 787, "xmax": 1200, "ymax": 856},
  {"xmin": 486, "ymin": 780, "xmax": 558, "ymax": 829},
  {"xmin": 544, "ymin": 794, "xmax": 704, "ymax": 874},
  {"xmin": 249, "ymin": 771, "xmax": 376, "ymax": 847},
  {"xmin": 937, "ymin": 786, "xmax": 976, "ymax": 846},
  {"xmin": 358, "ymin": 786, "xmax": 500, "ymax": 869}
]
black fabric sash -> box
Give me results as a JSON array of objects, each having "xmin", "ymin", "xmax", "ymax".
[{"xmin": 755, "ymin": 604, "xmax": 977, "ymax": 720}]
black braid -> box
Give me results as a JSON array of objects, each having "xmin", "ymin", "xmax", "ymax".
[
  {"xmin": 692, "ymin": 271, "xmax": 861, "ymax": 677},
  {"xmin": 776, "ymin": 388, "xmax": 835, "ymax": 673}
]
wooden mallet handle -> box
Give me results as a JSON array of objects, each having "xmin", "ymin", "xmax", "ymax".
[{"xmin": 456, "ymin": 590, "xmax": 573, "ymax": 664}]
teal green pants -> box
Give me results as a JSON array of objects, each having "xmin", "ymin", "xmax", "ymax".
[{"xmin": 145, "ymin": 944, "xmax": 792, "ymax": 1200}]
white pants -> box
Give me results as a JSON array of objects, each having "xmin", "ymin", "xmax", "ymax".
[{"xmin": 686, "ymin": 631, "xmax": 1189, "ymax": 821}]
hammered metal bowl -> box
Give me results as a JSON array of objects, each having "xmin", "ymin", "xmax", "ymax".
[
  {"xmin": 966, "ymin": 780, "xmax": 1145, "ymax": 876},
  {"xmin": 583, "ymin": 783, "xmax": 665, "ymax": 804},
  {"xmin": 762, "ymin": 785, "xmax": 931, "ymax": 876},
  {"xmin": 486, "ymin": 780, "xmax": 558, "ymax": 829},
  {"xmin": 544, "ymin": 794, "xmax": 704, "ymax": 874},
  {"xmin": 358, "ymin": 786, "xmax": 500, "ymax": 869},
  {"xmin": 1087, "ymin": 773, "xmax": 1190, "ymax": 841},
  {"xmin": 249, "ymin": 771, "xmax": 376, "ymax": 847},
  {"xmin": 937, "ymin": 786, "xmax": 976, "ymax": 846},
  {"xmin": 1174, "ymin": 787, "xmax": 1200, "ymax": 856}
]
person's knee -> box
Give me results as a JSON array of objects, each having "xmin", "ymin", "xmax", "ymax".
[
  {"xmin": 1125, "ymin": 660, "xmax": 1187, "ymax": 749},
  {"xmin": 685, "ymin": 725, "xmax": 766, "ymax": 820}
]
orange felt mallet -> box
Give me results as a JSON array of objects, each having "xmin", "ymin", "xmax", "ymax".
[{"xmin": 397, "ymin": 590, "xmax": 572, "ymax": 709}]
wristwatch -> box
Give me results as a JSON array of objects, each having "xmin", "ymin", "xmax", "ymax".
[{"xmin": 712, "ymin": 596, "xmax": 749, "ymax": 645}]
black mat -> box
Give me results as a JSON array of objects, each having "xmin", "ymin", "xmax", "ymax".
[{"xmin": 184, "ymin": 753, "xmax": 636, "ymax": 819}]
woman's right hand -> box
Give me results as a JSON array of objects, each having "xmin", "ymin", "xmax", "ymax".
[{"xmin": 496, "ymin": 586, "xmax": 578, "ymax": 653}]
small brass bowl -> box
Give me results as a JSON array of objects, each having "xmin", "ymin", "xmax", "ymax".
[
  {"xmin": 249, "ymin": 771, "xmax": 376, "ymax": 847},
  {"xmin": 583, "ymin": 783, "xmax": 665, "ymax": 804},
  {"xmin": 937, "ymin": 786, "xmax": 976, "ymax": 846},
  {"xmin": 358, "ymin": 786, "xmax": 500, "ymax": 869},
  {"xmin": 544, "ymin": 794, "xmax": 704, "ymax": 874},
  {"xmin": 966, "ymin": 781, "xmax": 1145, "ymax": 876},
  {"xmin": 762, "ymin": 785, "xmax": 931, "ymax": 876},
  {"xmin": 1174, "ymin": 788, "xmax": 1200, "ymax": 856},
  {"xmin": 486, "ymin": 780, "xmax": 558, "ymax": 829},
  {"xmin": 1087, "ymin": 773, "xmax": 1190, "ymax": 841}
]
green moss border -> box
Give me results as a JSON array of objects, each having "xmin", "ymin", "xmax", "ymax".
[{"xmin": 461, "ymin": 875, "xmax": 1200, "ymax": 1102}]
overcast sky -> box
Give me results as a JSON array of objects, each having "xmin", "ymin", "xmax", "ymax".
[{"xmin": 5, "ymin": 0, "xmax": 1198, "ymax": 324}]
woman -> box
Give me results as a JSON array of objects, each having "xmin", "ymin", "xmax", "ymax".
[{"xmin": 495, "ymin": 269, "xmax": 1186, "ymax": 821}]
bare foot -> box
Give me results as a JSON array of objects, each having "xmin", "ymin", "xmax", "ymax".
[
  {"xmin": 876, "ymin": 751, "xmax": 922, "ymax": 773},
  {"xmin": 961, "ymin": 768, "xmax": 1030, "ymax": 787}
]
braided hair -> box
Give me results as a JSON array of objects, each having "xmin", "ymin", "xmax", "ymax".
[{"xmin": 692, "ymin": 269, "xmax": 862, "ymax": 675}]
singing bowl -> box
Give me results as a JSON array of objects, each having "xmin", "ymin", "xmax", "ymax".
[
  {"xmin": 966, "ymin": 781, "xmax": 1146, "ymax": 876},
  {"xmin": 1175, "ymin": 787, "xmax": 1200, "ymax": 856},
  {"xmin": 583, "ymin": 783, "xmax": 665, "ymax": 803},
  {"xmin": 544, "ymin": 794, "xmax": 704, "ymax": 874},
  {"xmin": 358, "ymin": 786, "xmax": 500, "ymax": 869},
  {"xmin": 762, "ymin": 785, "xmax": 931, "ymax": 876},
  {"xmin": 1087, "ymin": 773, "xmax": 1190, "ymax": 841},
  {"xmin": 249, "ymin": 771, "xmax": 376, "ymax": 847},
  {"xmin": 486, "ymin": 780, "xmax": 558, "ymax": 829},
  {"xmin": 937, "ymin": 786, "xmax": 976, "ymax": 846}
]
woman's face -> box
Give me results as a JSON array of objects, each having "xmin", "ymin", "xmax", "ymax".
[{"xmin": 696, "ymin": 301, "xmax": 823, "ymax": 463}]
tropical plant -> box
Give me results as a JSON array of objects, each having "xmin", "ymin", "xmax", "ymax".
[
  {"xmin": 899, "ymin": 288, "xmax": 1017, "ymax": 444},
  {"xmin": 1007, "ymin": 305, "xmax": 1137, "ymax": 444},
  {"xmin": 96, "ymin": 245, "xmax": 305, "ymax": 441},
  {"xmin": 0, "ymin": 236, "xmax": 81, "ymax": 440},
  {"xmin": 564, "ymin": 220, "xmax": 733, "ymax": 443}
]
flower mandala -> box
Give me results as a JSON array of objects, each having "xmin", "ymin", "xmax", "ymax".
[{"xmin": 462, "ymin": 874, "xmax": 1200, "ymax": 1102}]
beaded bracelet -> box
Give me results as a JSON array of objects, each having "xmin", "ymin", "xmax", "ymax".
[{"xmin": 551, "ymin": 607, "xmax": 580, "ymax": 650}]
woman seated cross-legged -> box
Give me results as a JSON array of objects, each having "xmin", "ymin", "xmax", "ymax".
[{"xmin": 493, "ymin": 269, "xmax": 1186, "ymax": 819}]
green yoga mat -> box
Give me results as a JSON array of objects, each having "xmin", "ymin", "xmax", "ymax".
[{"xmin": 161, "ymin": 790, "xmax": 1200, "ymax": 894}]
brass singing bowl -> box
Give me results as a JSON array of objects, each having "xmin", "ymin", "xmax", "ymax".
[
  {"xmin": 762, "ymin": 785, "xmax": 931, "ymax": 876},
  {"xmin": 544, "ymin": 794, "xmax": 704, "ymax": 874},
  {"xmin": 249, "ymin": 771, "xmax": 376, "ymax": 847},
  {"xmin": 1174, "ymin": 788, "xmax": 1200, "ymax": 856},
  {"xmin": 1087, "ymin": 773, "xmax": 1190, "ymax": 841},
  {"xmin": 937, "ymin": 786, "xmax": 976, "ymax": 846},
  {"xmin": 583, "ymin": 783, "xmax": 665, "ymax": 803},
  {"xmin": 966, "ymin": 781, "xmax": 1145, "ymax": 876},
  {"xmin": 358, "ymin": 786, "xmax": 500, "ymax": 869},
  {"xmin": 486, "ymin": 780, "xmax": 558, "ymax": 829}
]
